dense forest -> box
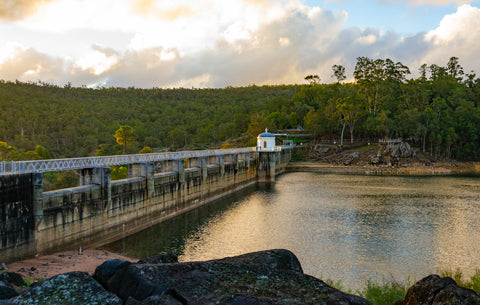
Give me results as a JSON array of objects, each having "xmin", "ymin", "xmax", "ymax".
[{"xmin": 1, "ymin": 56, "xmax": 479, "ymax": 161}]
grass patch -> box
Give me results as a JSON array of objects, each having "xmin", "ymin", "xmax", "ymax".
[
  {"xmin": 324, "ymin": 279, "xmax": 352, "ymax": 294},
  {"xmin": 324, "ymin": 270, "xmax": 480, "ymax": 305},
  {"xmin": 358, "ymin": 280, "xmax": 408, "ymax": 305},
  {"xmin": 441, "ymin": 269, "xmax": 480, "ymax": 294}
]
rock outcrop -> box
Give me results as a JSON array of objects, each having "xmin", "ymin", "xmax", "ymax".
[
  {"xmin": 395, "ymin": 274, "xmax": 480, "ymax": 305},
  {"xmin": 3, "ymin": 249, "xmax": 371, "ymax": 305},
  {"xmin": 0, "ymin": 272, "xmax": 24, "ymax": 301},
  {"xmin": 2, "ymin": 250, "xmax": 480, "ymax": 305},
  {"xmin": 95, "ymin": 249, "xmax": 370, "ymax": 305},
  {"xmin": 7, "ymin": 271, "xmax": 123, "ymax": 305}
]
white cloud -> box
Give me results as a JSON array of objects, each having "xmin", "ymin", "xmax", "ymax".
[
  {"xmin": 0, "ymin": 0, "xmax": 56, "ymax": 20},
  {"xmin": 426, "ymin": 4, "xmax": 480, "ymax": 41},
  {"xmin": 0, "ymin": 0, "xmax": 479, "ymax": 87},
  {"xmin": 0, "ymin": 46, "xmax": 72, "ymax": 82},
  {"xmin": 356, "ymin": 34, "xmax": 377, "ymax": 45},
  {"xmin": 380, "ymin": 0, "xmax": 473, "ymax": 5},
  {"xmin": 422, "ymin": 4, "xmax": 480, "ymax": 71},
  {"xmin": 75, "ymin": 45, "xmax": 119, "ymax": 75}
]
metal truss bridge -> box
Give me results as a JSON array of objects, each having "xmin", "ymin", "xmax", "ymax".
[{"xmin": 0, "ymin": 148, "xmax": 256, "ymax": 175}]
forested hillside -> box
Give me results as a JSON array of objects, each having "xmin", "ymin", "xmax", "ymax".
[
  {"xmin": 1, "ymin": 56, "xmax": 479, "ymax": 161},
  {"xmin": 0, "ymin": 83, "xmax": 300, "ymax": 158}
]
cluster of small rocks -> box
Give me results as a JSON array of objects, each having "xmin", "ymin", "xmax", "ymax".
[
  {"xmin": 371, "ymin": 141, "xmax": 415, "ymax": 166},
  {"xmin": 317, "ymin": 141, "xmax": 420, "ymax": 167},
  {"xmin": 0, "ymin": 249, "xmax": 479, "ymax": 304}
]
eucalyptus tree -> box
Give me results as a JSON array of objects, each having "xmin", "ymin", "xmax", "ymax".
[
  {"xmin": 332, "ymin": 64, "xmax": 346, "ymax": 83},
  {"xmin": 0, "ymin": 141, "xmax": 17, "ymax": 161},
  {"xmin": 446, "ymin": 56, "xmax": 464, "ymax": 80},
  {"xmin": 336, "ymin": 84, "xmax": 363, "ymax": 145},
  {"xmin": 304, "ymin": 74, "xmax": 321, "ymax": 85},
  {"xmin": 353, "ymin": 57, "xmax": 410, "ymax": 137},
  {"xmin": 353, "ymin": 57, "xmax": 380, "ymax": 116},
  {"xmin": 114, "ymin": 125, "xmax": 136, "ymax": 154}
]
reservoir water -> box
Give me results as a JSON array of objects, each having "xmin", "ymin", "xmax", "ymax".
[{"xmin": 103, "ymin": 172, "xmax": 480, "ymax": 290}]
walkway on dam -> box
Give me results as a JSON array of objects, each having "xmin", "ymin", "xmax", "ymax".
[
  {"xmin": 0, "ymin": 146, "xmax": 292, "ymax": 262},
  {"xmin": 0, "ymin": 148, "xmax": 256, "ymax": 175}
]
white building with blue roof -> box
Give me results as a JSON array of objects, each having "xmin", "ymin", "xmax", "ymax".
[{"xmin": 257, "ymin": 128, "xmax": 276, "ymax": 151}]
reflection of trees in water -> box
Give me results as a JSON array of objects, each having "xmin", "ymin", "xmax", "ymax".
[
  {"xmin": 102, "ymin": 186, "xmax": 258, "ymax": 259},
  {"xmin": 103, "ymin": 173, "xmax": 480, "ymax": 291}
]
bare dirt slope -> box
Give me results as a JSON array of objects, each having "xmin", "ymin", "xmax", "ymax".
[
  {"xmin": 0, "ymin": 250, "xmax": 137, "ymax": 283},
  {"xmin": 292, "ymin": 143, "xmax": 479, "ymax": 174}
]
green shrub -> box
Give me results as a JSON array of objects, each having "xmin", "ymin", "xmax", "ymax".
[
  {"xmin": 324, "ymin": 279, "xmax": 351, "ymax": 294},
  {"xmin": 111, "ymin": 165, "xmax": 128, "ymax": 180},
  {"xmin": 324, "ymin": 270, "xmax": 480, "ymax": 305},
  {"xmin": 359, "ymin": 280, "xmax": 408, "ymax": 305},
  {"xmin": 23, "ymin": 278, "xmax": 32, "ymax": 287},
  {"xmin": 441, "ymin": 269, "xmax": 480, "ymax": 294}
]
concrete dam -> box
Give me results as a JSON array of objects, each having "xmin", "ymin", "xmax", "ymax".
[{"xmin": 0, "ymin": 147, "xmax": 292, "ymax": 262}]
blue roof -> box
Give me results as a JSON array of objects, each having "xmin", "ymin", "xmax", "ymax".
[{"xmin": 258, "ymin": 128, "xmax": 275, "ymax": 138}]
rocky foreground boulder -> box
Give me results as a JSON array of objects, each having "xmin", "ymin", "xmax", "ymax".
[
  {"xmin": 94, "ymin": 249, "xmax": 370, "ymax": 305},
  {"xmin": 4, "ymin": 249, "xmax": 371, "ymax": 305},
  {"xmin": 394, "ymin": 274, "xmax": 480, "ymax": 305},
  {"xmin": 2, "ymin": 249, "xmax": 480, "ymax": 304},
  {"xmin": 7, "ymin": 271, "xmax": 123, "ymax": 305}
]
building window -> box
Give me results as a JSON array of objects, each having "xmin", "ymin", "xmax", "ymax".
[{"xmin": 263, "ymin": 141, "xmax": 267, "ymax": 148}]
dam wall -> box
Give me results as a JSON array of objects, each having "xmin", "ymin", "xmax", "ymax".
[{"xmin": 0, "ymin": 148, "xmax": 291, "ymax": 262}]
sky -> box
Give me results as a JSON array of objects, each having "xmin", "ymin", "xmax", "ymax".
[{"xmin": 0, "ymin": 0, "xmax": 479, "ymax": 88}]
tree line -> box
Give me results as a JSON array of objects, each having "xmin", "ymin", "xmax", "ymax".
[
  {"xmin": 0, "ymin": 56, "xmax": 479, "ymax": 162},
  {"xmin": 301, "ymin": 56, "xmax": 480, "ymax": 160}
]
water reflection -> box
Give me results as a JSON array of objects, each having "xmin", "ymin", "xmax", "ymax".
[{"xmin": 103, "ymin": 173, "xmax": 480, "ymax": 290}]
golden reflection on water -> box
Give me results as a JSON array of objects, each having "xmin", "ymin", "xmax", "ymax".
[{"xmin": 178, "ymin": 173, "xmax": 480, "ymax": 290}]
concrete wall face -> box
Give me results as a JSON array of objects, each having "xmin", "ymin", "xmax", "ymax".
[
  {"xmin": 0, "ymin": 149, "xmax": 291, "ymax": 262},
  {"xmin": 0, "ymin": 174, "xmax": 35, "ymax": 256}
]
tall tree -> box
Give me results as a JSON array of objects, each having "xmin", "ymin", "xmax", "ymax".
[
  {"xmin": 332, "ymin": 65, "xmax": 346, "ymax": 83},
  {"xmin": 0, "ymin": 141, "xmax": 17, "ymax": 161},
  {"xmin": 336, "ymin": 90, "xmax": 362, "ymax": 145},
  {"xmin": 114, "ymin": 125, "xmax": 136, "ymax": 154},
  {"xmin": 304, "ymin": 74, "xmax": 320, "ymax": 85},
  {"xmin": 446, "ymin": 56, "xmax": 464, "ymax": 80}
]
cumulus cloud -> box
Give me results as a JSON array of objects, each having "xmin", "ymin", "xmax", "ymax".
[
  {"xmin": 380, "ymin": 0, "xmax": 472, "ymax": 5},
  {"xmin": 422, "ymin": 4, "xmax": 480, "ymax": 72},
  {"xmin": 0, "ymin": 46, "xmax": 71, "ymax": 82},
  {"xmin": 0, "ymin": 0, "xmax": 479, "ymax": 87},
  {"xmin": 0, "ymin": 0, "xmax": 56, "ymax": 20},
  {"xmin": 131, "ymin": 0, "xmax": 195, "ymax": 20}
]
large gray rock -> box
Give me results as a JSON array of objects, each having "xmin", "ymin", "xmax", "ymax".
[
  {"xmin": 7, "ymin": 271, "xmax": 122, "ymax": 305},
  {"xmin": 93, "ymin": 259, "xmax": 132, "ymax": 293},
  {"xmin": 0, "ymin": 273, "xmax": 24, "ymax": 288},
  {"xmin": 399, "ymin": 142, "xmax": 412, "ymax": 158},
  {"xmin": 395, "ymin": 274, "xmax": 480, "ymax": 305},
  {"xmin": 112, "ymin": 249, "xmax": 371, "ymax": 305},
  {"xmin": 388, "ymin": 142, "xmax": 412, "ymax": 159},
  {"xmin": 344, "ymin": 152, "xmax": 360, "ymax": 165},
  {"xmin": 371, "ymin": 150, "xmax": 383, "ymax": 164},
  {"xmin": 0, "ymin": 283, "xmax": 18, "ymax": 300}
]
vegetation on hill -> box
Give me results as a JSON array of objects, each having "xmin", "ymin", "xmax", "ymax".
[{"xmin": 0, "ymin": 56, "xmax": 479, "ymax": 162}]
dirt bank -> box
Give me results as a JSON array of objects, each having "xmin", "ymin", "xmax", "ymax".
[
  {"xmin": 0, "ymin": 250, "xmax": 137, "ymax": 283},
  {"xmin": 287, "ymin": 161, "xmax": 479, "ymax": 175},
  {"xmin": 291, "ymin": 143, "xmax": 480, "ymax": 175}
]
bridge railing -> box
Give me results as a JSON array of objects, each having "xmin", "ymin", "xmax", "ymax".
[{"xmin": 0, "ymin": 148, "xmax": 257, "ymax": 174}]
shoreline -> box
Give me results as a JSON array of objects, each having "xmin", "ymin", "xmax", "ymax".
[
  {"xmin": 1, "ymin": 161, "xmax": 478, "ymax": 283},
  {"xmin": 286, "ymin": 161, "xmax": 480, "ymax": 176},
  {"xmin": 0, "ymin": 250, "xmax": 137, "ymax": 283}
]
